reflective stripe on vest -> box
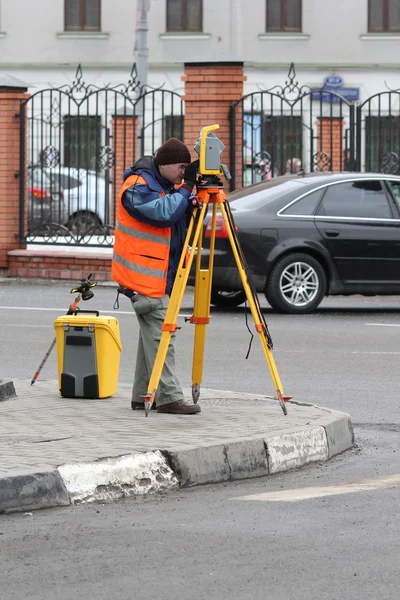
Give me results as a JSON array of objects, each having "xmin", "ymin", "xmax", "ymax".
[
  {"xmin": 112, "ymin": 252, "xmax": 166, "ymax": 279},
  {"xmin": 111, "ymin": 174, "xmax": 171, "ymax": 297},
  {"xmin": 115, "ymin": 220, "xmax": 170, "ymax": 247}
]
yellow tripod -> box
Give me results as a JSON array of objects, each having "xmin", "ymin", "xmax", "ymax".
[{"xmin": 142, "ymin": 174, "xmax": 291, "ymax": 417}]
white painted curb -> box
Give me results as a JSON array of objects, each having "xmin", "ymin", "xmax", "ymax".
[
  {"xmin": 58, "ymin": 450, "xmax": 179, "ymax": 504},
  {"xmin": 265, "ymin": 427, "xmax": 329, "ymax": 474}
]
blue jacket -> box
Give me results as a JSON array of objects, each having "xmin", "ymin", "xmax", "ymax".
[{"xmin": 122, "ymin": 156, "xmax": 194, "ymax": 295}]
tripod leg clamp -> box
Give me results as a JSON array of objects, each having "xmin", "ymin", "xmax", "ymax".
[
  {"xmin": 189, "ymin": 316, "xmax": 210, "ymax": 324},
  {"xmin": 161, "ymin": 323, "xmax": 179, "ymax": 332}
]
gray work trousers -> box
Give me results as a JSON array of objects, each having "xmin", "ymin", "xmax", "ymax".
[{"xmin": 131, "ymin": 293, "xmax": 185, "ymax": 407}]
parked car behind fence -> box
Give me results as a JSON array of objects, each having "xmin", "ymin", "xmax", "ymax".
[
  {"xmin": 191, "ymin": 172, "xmax": 400, "ymax": 314},
  {"xmin": 28, "ymin": 166, "xmax": 112, "ymax": 237}
]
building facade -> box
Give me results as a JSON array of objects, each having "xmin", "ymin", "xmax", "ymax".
[{"xmin": 1, "ymin": 0, "xmax": 400, "ymax": 267}]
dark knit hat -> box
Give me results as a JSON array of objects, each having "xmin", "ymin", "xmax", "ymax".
[{"xmin": 155, "ymin": 138, "xmax": 191, "ymax": 166}]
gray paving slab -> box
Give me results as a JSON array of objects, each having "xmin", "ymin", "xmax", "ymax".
[{"xmin": 0, "ymin": 379, "xmax": 354, "ymax": 512}]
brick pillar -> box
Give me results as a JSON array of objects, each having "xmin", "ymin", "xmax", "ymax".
[
  {"xmin": 0, "ymin": 81, "xmax": 30, "ymax": 269},
  {"xmin": 111, "ymin": 114, "xmax": 139, "ymax": 221},
  {"xmin": 182, "ymin": 62, "xmax": 246, "ymax": 190},
  {"xmin": 316, "ymin": 117, "xmax": 344, "ymax": 172}
]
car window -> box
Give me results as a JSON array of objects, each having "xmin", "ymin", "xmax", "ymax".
[
  {"xmin": 49, "ymin": 173, "xmax": 81, "ymax": 190},
  {"xmin": 386, "ymin": 181, "xmax": 400, "ymax": 211},
  {"xmin": 316, "ymin": 180, "xmax": 393, "ymax": 219},
  {"xmin": 230, "ymin": 180, "xmax": 310, "ymax": 210},
  {"xmin": 280, "ymin": 189, "xmax": 323, "ymax": 215}
]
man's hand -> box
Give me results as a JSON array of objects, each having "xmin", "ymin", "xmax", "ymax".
[{"xmin": 184, "ymin": 159, "xmax": 199, "ymax": 189}]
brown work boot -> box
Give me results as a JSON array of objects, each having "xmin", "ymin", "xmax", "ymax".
[{"xmin": 157, "ymin": 400, "xmax": 201, "ymax": 415}]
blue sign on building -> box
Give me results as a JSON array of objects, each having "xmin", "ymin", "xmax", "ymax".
[
  {"xmin": 311, "ymin": 74, "xmax": 359, "ymax": 103},
  {"xmin": 324, "ymin": 75, "xmax": 343, "ymax": 87}
]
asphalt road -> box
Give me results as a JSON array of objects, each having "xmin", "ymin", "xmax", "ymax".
[
  {"xmin": 1, "ymin": 282, "xmax": 400, "ymax": 599},
  {"xmin": 1, "ymin": 281, "xmax": 400, "ymax": 423},
  {"xmin": 0, "ymin": 431, "xmax": 398, "ymax": 600}
]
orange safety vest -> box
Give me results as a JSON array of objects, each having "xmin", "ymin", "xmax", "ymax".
[{"xmin": 111, "ymin": 174, "xmax": 171, "ymax": 297}]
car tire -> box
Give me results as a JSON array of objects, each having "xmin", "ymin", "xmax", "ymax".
[
  {"xmin": 210, "ymin": 288, "xmax": 247, "ymax": 308},
  {"xmin": 68, "ymin": 211, "xmax": 101, "ymax": 235},
  {"xmin": 265, "ymin": 253, "xmax": 326, "ymax": 314}
]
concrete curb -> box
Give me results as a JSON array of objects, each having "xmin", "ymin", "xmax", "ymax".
[
  {"xmin": 0, "ymin": 471, "xmax": 70, "ymax": 513},
  {"xmin": 0, "ymin": 407, "xmax": 354, "ymax": 514}
]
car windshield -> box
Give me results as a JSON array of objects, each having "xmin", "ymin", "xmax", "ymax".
[{"xmin": 230, "ymin": 180, "xmax": 309, "ymax": 210}]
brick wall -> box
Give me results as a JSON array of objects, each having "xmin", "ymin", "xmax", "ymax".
[
  {"xmin": 111, "ymin": 115, "xmax": 139, "ymax": 222},
  {"xmin": 7, "ymin": 249, "xmax": 113, "ymax": 282},
  {"xmin": 182, "ymin": 63, "xmax": 246, "ymax": 188},
  {"xmin": 0, "ymin": 86, "xmax": 30, "ymax": 269}
]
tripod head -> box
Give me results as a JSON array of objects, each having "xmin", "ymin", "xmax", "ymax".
[
  {"xmin": 193, "ymin": 124, "xmax": 231, "ymax": 184},
  {"xmin": 196, "ymin": 173, "xmax": 225, "ymax": 189},
  {"xmin": 70, "ymin": 273, "xmax": 97, "ymax": 301}
]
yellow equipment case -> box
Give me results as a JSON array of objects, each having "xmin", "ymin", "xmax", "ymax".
[{"xmin": 54, "ymin": 311, "xmax": 122, "ymax": 399}]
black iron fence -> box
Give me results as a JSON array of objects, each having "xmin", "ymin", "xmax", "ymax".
[
  {"xmin": 20, "ymin": 62, "xmax": 400, "ymax": 246},
  {"xmin": 229, "ymin": 63, "xmax": 400, "ymax": 190},
  {"xmin": 20, "ymin": 64, "xmax": 184, "ymax": 247}
]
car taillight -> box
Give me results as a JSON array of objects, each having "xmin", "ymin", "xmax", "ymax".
[
  {"xmin": 29, "ymin": 187, "xmax": 51, "ymax": 200},
  {"xmin": 205, "ymin": 215, "xmax": 238, "ymax": 238}
]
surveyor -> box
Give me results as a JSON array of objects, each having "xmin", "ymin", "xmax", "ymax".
[{"xmin": 112, "ymin": 138, "xmax": 201, "ymax": 415}]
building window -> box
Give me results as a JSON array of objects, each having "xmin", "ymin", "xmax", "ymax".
[
  {"xmin": 369, "ymin": 0, "xmax": 400, "ymax": 32},
  {"xmin": 266, "ymin": 0, "xmax": 302, "ymax": 32},
  {"xmin": 166, "ymin": 0, "xmax": 202, "ymax": 32},
  {"xmin": 65, "ymin": 0, "xmax": 101, "ymax": 32},
  {"xmin": 63, "ymin": 115, "xmax": 101, "ymax": 170}
]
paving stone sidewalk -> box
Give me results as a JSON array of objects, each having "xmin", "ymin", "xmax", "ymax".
[{"xmin": 0, "ymin": 379, "xmax": 354, "ymax": 514}]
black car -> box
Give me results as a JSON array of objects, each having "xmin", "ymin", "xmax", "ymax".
[{"xmin": 193, "ymin": 172, "xmax": 400, "ymax": 314}]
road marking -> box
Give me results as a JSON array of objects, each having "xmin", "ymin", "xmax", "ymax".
[
  {"xmin": 0, "ymin": 323, "xmax": 46, "ymax": 328},
  {"xmin": 0, "ymin": 306, "xmax": 190, "ymax": 318},
  {"xmin": 234, "ymin": 474, "xmax": 400, "ymax": 502},
  {"xmin": 0, "ymin": 305, "xmax": 133, "ymax": 316},
  {"xmin": 366, "ymin": 323, "xmax": 400, "ymax": 327},
  {"xmin": 352, "ymin": 351, "xmax": 400, "ymax": 355}
]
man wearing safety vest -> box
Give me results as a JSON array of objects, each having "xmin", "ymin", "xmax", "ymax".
[{"xmin": 112, "ymin": 138, "xmax": 201, "ymax": 415}]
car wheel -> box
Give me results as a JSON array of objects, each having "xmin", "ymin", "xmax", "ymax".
[
  {"xmin": 68, "ymin": 211, "xmax": 101, "ymax": 235},
  {"xmin": 210, "ymin": 288, "xmax": 247, "ymax": 308},
  {"xmin": 265, "ymin": 253, "xmax": 326, "ymax": 314}
]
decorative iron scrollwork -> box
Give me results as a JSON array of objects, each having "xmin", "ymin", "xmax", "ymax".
[
  {"xmin": 251, "ymin": 151, "xmax": 272, "ymax": 176},
  {"xmin": 97, "ymin": 146, "xmax": 115, "ymax": 170},
  {"xmin": 57, "ymin": 64, "xmax": 114, "ymax": 104},
  {"xmin": 261, "ymin": 62, "xmax": 311, "ymax": 105},
  {"xmin": 39, "ymin": 146, "xmax": 60, "ymax": 168},
  {"xmin": 380, "ymin": 152, "xmax": 400, "ymax": 175},
  {"xmin": 313, "ymin": 151, "xmax": 332, "ymax": 172},
  {"xmin": 26, "ymin": 222, "xmax": 114, "ymax": 246}
]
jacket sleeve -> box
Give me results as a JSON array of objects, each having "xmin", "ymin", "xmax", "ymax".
[{"xmin": 122, "ymin": 183, "xmax": 193, "ymax": 228}]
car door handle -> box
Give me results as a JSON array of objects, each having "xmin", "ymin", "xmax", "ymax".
[{"xmin": 325, "ymin": 229, "xmax": 340, "ymax": 237}]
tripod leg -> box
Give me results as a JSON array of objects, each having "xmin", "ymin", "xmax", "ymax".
[
  {"xmin": 31, "ymin": 292, "xmax": 83, "ymax": 385},
  {"xmin": 218, "ymin": 201, "xmax": 290, "ymax": 415},
  {"xmin": 143, "ymin": 202, "xmax": 209, "ymax": 416},
  {"xmin": 191, "ymin": 202, "xmax": 216, "ymax": 402}
]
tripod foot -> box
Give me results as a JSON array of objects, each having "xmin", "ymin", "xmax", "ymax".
[
  {"xmin": 192, "ymin": 384, "xmax": 200, "ymax": 404},
  {"xmin": 143, "ymin": 393, "xmax": 155, "ymax": 417},
  {"xmin": 279, "ymin": 399, "xmax": 288, "ymax": 416},
  {"xmin": 277, "ymin": 392, "xmax": 291, "ymax": 416}
]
